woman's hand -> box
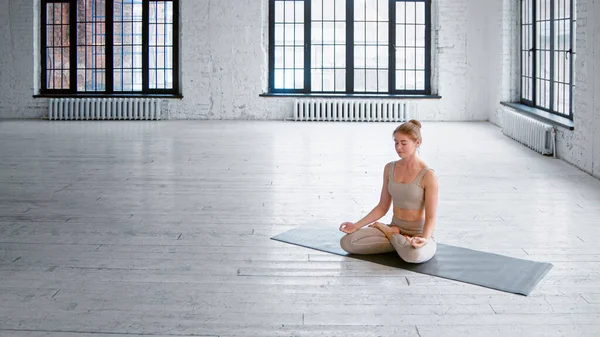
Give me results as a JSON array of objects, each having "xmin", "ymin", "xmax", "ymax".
[
  {"xmin": 339, "ymin": 222, "xmax": 359, "ymax": 234},
  {"xmin": 410, "ymin": 236, "xmax": 429, "ymax": 248},
  {"xmin": 369, "ymin": 222, "xmax": 399, "ymax": 240}
]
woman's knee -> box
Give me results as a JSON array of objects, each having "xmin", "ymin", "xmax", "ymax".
[
  {"xmin": 340, "ymin": 233, "xmax": 357, "ymax": 253},
  {"xmin": 401, "ymin": 251, "xmax": 435, "ymax": 264},
  {"xmin": 398, "ymin": 241, "xmax": 437, "ymax": 264}
]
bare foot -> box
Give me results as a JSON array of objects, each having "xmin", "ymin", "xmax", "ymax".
[{"xmin": 371, "ymin": 222, "xmax": 400, "ymax": 240}]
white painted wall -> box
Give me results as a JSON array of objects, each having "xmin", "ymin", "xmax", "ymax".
[
  {"xmin": 0, "ymin": 0, "xmax": 499, "ymax": 121},
  {"xmin": 492, "ymin": 0, "xmax": 600, "ymax": 179}
]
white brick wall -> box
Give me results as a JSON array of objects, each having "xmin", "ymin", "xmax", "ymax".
[
  {"xmin": 0, "ymin": 0, "xmax": 46, "ymax": 118},
  {"xmin": 492, "ymin": 0, "xmax": 600, "ymax": 179}
]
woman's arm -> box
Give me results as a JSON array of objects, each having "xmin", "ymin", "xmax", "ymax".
[
  {"xmin": 356, "ymin": 165, "xmax": 392, "ymax": 228},
  {"xmin": 419, "ymin": 169, "xmax": 439, "ymax": 239},
  {"xmin": 350, "ymin": 163, "xmax": 393, "ymax": 229}
]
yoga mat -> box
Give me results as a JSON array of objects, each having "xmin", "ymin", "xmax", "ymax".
[{"xmin": 271, "ymin": 225, "xmax": 553, "ymax": 296}]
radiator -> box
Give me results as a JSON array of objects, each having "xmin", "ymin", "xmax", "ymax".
[
  {"xmin": 48, "ymin": 98, "xmax": 162, "ymax": 120},
  {"xmin": 293, "ymin": 99, "xmax": 409, "ymax": 122},
  {"xmin": 502, "ymin": 109, "xmax": 555, "ymax": 156}
]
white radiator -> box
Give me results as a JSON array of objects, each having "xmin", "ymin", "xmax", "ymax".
[
  {"xmin": 48, "ymin": 98, "xmax": 162, "ymax": 120},
  {"xmin": 502, "ymin": 109, "xmax": 555, "ymax": 156},
  {"xmin": 293, "ymin": 99, "xmax": 409, "ymax": 122}
]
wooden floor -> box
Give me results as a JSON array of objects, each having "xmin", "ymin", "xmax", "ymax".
[{"xmin": 1, "ymin": 120, "xmax": 600, "ymax": 337}]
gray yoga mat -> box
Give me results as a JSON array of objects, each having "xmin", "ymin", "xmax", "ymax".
[{"xmin": 271, "ymin": 225, "xmax": 553, "ymax": 296}]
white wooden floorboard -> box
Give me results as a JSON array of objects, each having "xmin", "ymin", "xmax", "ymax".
[{"xmin": 1, "ymin": 120, "xmax": 600, "ymax": 337}]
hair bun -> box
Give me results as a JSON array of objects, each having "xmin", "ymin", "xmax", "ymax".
[{"xmin": 408, "ymin": 119, "xmax": 422, "ymax": 128}]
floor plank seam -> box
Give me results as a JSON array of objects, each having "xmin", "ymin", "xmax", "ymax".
[{"xmin": 0, "ymin": 329, "xmax": 217, "ymax": 336}]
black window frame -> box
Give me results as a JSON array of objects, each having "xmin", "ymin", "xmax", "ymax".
[
  {"xmin": 40, "ymin": 0, "xmax": 180, "ymax": 97},
  {"xmin": 520, "ymin": 0, "xmax": 574, "ymax": 120},
  {"xmin": 267, "ymin": 0, "xmax": 432, "ymax": 96}
]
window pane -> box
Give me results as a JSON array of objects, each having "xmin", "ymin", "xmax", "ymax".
[
  {"xmin": 45, "ymin": 3, "xmax": 71, "ymax": 90},
  {"xmin": 77, "ymin": 0, "xmax": 106, "ymax": 92},
  {"xmin": 295, "ymin": 47, "xmax": 304, "ymax": 68},
  {"xmin": 295, "ymin": 2, "xmax": 303, "ymax": 22},
  {"xmin": 365, "ymin": 69, "xmax": 377, "ymax": 91},
  {"xmin": 406, "ymin": 70, "xmax": 415, "ymax": 90},
  {"xmin": 275, "ymin": 24, "xmax": 284, "ymax": 44},
  {"xmin": 285, "ymin": 47, "xmax": 294, "ymax": 68},
  {"xmin": 323, "ymin": 69, "xmax": 334, "ymax": 91},
  {"xmin": 406, "ymin": 48, "xmax": 416, "ymax": 70},
  {"xmin": 415, "ymin": 48, "xmax": 425, "ymax": 70},
  {"xmin": 365, "ymin": 22, "xmax": 377, "ymax": 44},
  {"xmin": 274, "ymin": 69, "xmax": 284, "ymax": 88},
  {"xmin": 354, "ymin": 45, "xmax": 365, "ymax": 68},
  {"xmin": 378, "ymin": 69, "xmax": 388, "ymax": 92},
  {"xmin": 395, "ymin": 1, "xmax": 426, "ymax": 93},
  {"xmin": 521, "ymin": 0, "xmax": 534, "ymax": 102},
  {"xmin": 406, "ymin": 25, "xmax": 416, "ymax": 47},
  {"xmin": 311, "ymin": 0, "xmax": 345, "ymax": 92},
  {"xmin": 354, "ymin": 0, "xmax": 388, "ymax": 93},
  {"xmin": 416, "ymin": 2, "xmax": 425, "ymax": 24},
  {"xmin": 396, "ymin": 48, "xmax": 406, "ymax": 70},
  {"xmin": 322, "ymin": 0, "xmax": 334, "ymax": 20},
  {"xmin": 365, "ymin": 0, "xmax": 377, "ymax": 21},
  {"xmin": 284, "ymin": 1, "xmax": 294, "ymax": 22},
  {"xmin": 336, "ymin": 0, "xmax": 346, "ymax": 19},
  {"xmin": 415, "ymin": 70, "xmax": 425, "ymax": 90},
  {"xmin": 416, "ymin": 25, "xmax": 425, "ymax": 47},
  {"xmin": 396, "ymin": 70, "xmax": 405, "ymax": 89},
  {"xmin": 335, "ymin": 22, "xmax": 345, "ymax": 44},
  {"xmin": 354, "ymin": 69, "xmax": 365, "ymax": 91},
  {"xmin": 275, "ymin": 0, "xmax": 285, "ymax": 22},
  {"xmin": 335, "ymin": 69, "xmax": 346, "ymax": 91},
  {"xmin": 365, "ymin": 46, "xmax": 377, "ymax": 67},
  {"xmin": 396, "ymin": 25, "xmax": 405, "ymax": 46},
  {"xmin": 406, "ymin": 2, "xmax": 416, "ymax": 24},
  {"xmin": 273, "ymin": 0, "xmax": 304, "ymax": 90},
  {"xmin": 115, "ymin": 0, "xmax": 143, "ymax": 91},
  {"xmin": 378, "ymin": 46, "xmax": 388, "ymax": 68},
  {"xmin": 323, "ymin": 45, "xmax": 334, "ymax": 68},
  {"xmin": 312, "ymin": 69, "xmax": 322, "ymax": 91},
  {"xmin": 354, "ymin": 0, "xmax": 365, "ymax": 21},
  {"xmin": 323, "ymin": 22, "xmax": 334, "ymax": 44},
  {"xmin": 335, "ymin": 45, "xmax": 346, "ymax": 68},
  {"xmin": 312, "ymin": 0, "xmax": 322, "ymax": 20},
  {"xmin": 295, "ymin": 69, "xmax": 304, "ymax": 88}
]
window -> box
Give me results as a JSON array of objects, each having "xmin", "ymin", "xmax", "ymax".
[
  {"xmin": 41, "ymin": 0, "xmax": 179, "ymax": 95},
  {"xmin": 268, "ymin": 0, "xmax": 431, "ymax": 95},
  {"xmin": 520, "ymin": 0, "xmax": 574, "ymax": 119}
]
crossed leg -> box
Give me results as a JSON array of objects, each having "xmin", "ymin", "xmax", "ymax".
[{"xmin": 340, "ymin": 223, "xmax": 437, "ymax": 263}]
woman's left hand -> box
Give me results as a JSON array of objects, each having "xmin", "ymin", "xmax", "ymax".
[{"xmin": 410, "ymin": 236, "xmax": 429, "ymax": 248}]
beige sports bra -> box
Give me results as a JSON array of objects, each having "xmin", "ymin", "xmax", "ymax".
[{"xmin": 387, "ymin": 161, "xmax": 432, "ymax": 210}]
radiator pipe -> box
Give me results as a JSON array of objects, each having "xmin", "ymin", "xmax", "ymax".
[{"xmin": 551, "ymin": 127, "xmax": 557, "ymax": 159}]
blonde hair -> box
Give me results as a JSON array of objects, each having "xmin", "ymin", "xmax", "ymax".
[{"xmin": 393, "ymin": 119, "xmax": 422, "ymax": 142}]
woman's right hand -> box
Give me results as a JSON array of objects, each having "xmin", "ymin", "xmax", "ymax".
[{"xmin": 339, "ymin": 222, "xmax": 359, "ymax": 233}]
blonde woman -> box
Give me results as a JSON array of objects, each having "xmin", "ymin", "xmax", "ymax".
[{"xmin": 339, "ymin": 120, "xmax": 439, "ymax": 263}]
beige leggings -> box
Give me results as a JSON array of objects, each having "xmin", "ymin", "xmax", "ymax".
[{"xmin": 340, "ymin": 227, "xmax": 437, "ymax": 264}]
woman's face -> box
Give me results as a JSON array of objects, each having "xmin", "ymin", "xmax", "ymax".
[{"xmin": 394, "ymin": 132, "xmax": 420, "ymax": 158}]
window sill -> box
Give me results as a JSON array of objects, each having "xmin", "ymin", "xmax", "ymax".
[
  {"xmin": 500, "ymin": 102, "xmax": 574, "ymax": 130},
  {"xmin": 34, "ymin": 93, "xmax": 183, "ymax": 99},
  {"xmin": 260, "ymin": 92, "xmax": 442, "ymax": 99}
]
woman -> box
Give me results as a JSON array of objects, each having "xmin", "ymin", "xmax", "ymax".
[{"xmin": 339, "ymin": 119, "xmax": 439, "ymax": 263}]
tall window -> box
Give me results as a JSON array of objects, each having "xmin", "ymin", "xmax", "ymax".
[
  {"xmin": 521, "ymin": 0, "xmax": 574, "ymax": 119},
  {"xmin": 41, "ymin": 0, "xmax": 179, "ymax": 95},
  {"xmin": 268, "ymin": 0, "xmax": 431, "ymax": 95}
]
